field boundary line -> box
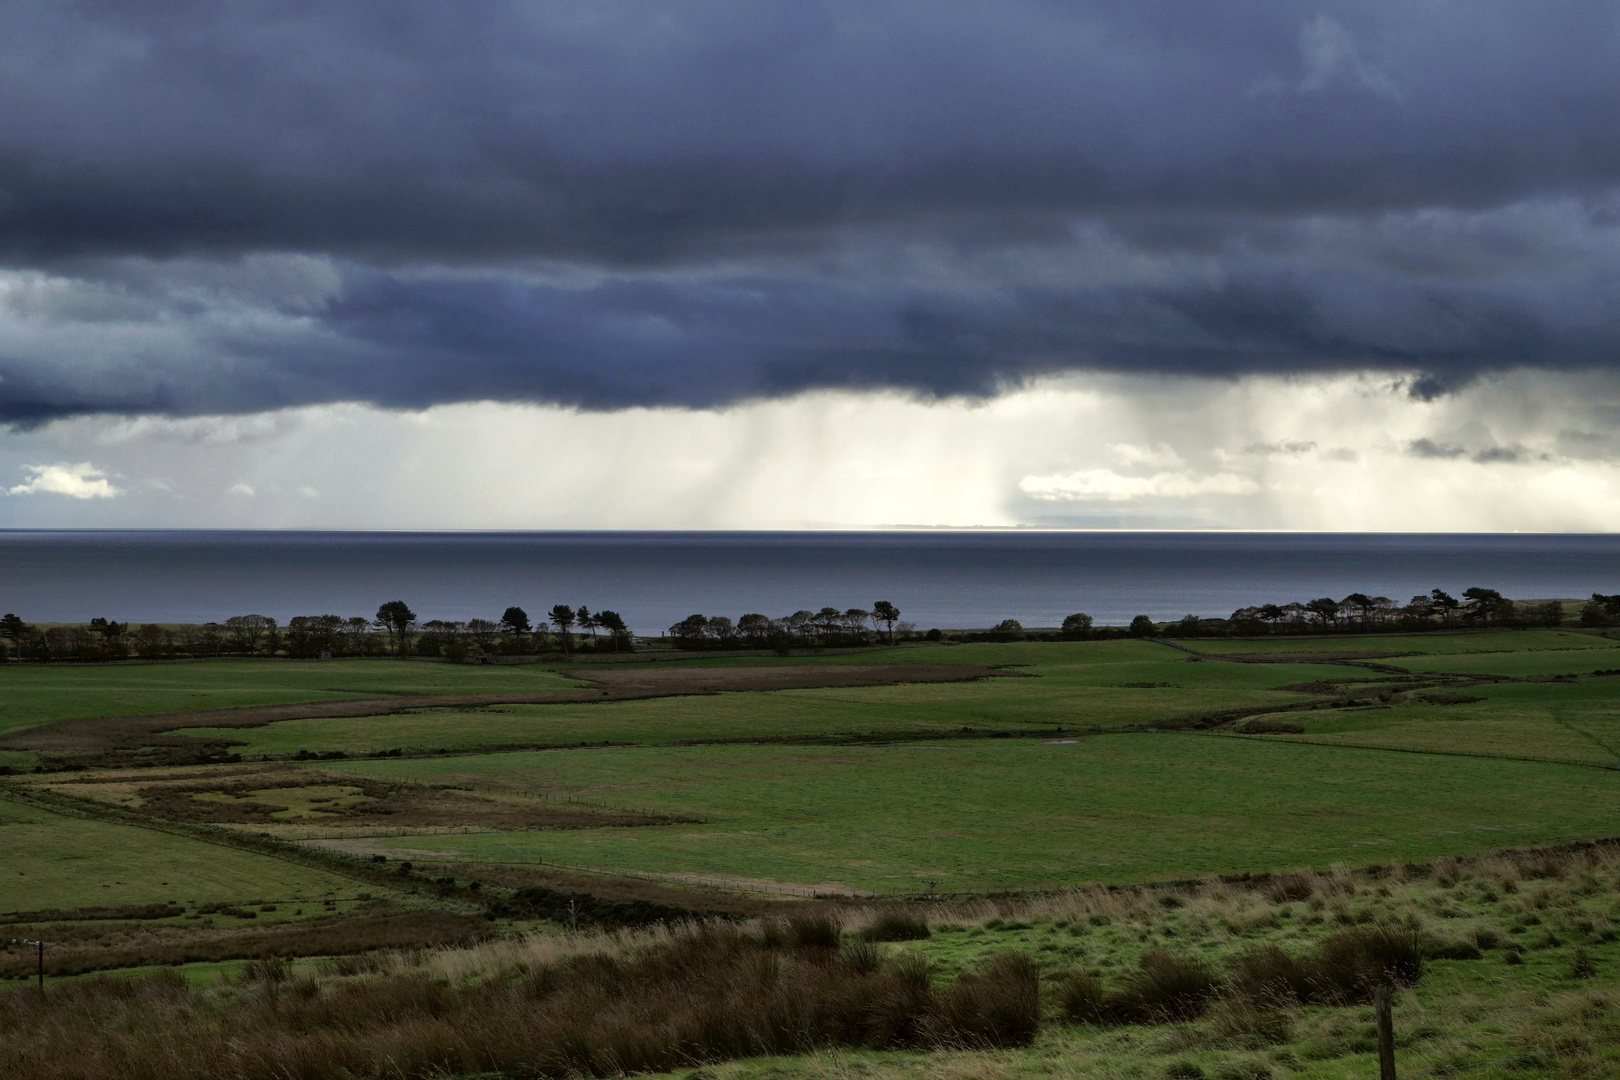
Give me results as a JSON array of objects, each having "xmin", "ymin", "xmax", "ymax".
[{"xmin": 1205, "ymin": 730, "xmax": 1620, "ymax": 771}]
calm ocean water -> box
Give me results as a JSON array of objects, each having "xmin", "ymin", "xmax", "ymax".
[{"xmin": 1, "ymin": 531, "xmax": 1617, "ymax": 634}]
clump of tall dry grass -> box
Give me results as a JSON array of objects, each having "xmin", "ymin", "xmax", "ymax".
[{"xmin": 0, "ymin": 922, "xmax": 1037, "ymax": 1080}]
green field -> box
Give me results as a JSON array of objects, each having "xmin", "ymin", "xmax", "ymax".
[
  {"xmin": 1181, "ymin": 626, "xmax": 1620, "ymax": 657},
  {"xmin": 314, "ymin": 732, "xmax": 1620, "ymax": 892},
  {"xmin": 11, "ymin": 627, "xmax": 1620, "ymax": 1078},
  {"xmin": 0, "ymin": 796, "xmax": 356, "ymax": 912},
  {"xmin": 0, "ymin": 658, "xmax": 584, "ymax": 735},
  {"xmin": 180, "ymin": 643, "xmax": 1359, "ymax": 757},
  {"xmin": 9, "ymin": 627, "xmax": 1620, "ymax": 919},
  {"xmin": 1260, "ymin": 678, "xmax": 1620, "ymax": 767}
]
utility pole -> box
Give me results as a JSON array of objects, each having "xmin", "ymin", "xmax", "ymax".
[
  {"xmin": 12, "ymin": 938, "xmax": 56, "ymax": 991},
  {"xmin": 921, "ymin": 879, "xmax": 944, "ymax": 901},
  {"xmin": 567, "ymin": 897, "xmax": 579, "ymax": 933}
]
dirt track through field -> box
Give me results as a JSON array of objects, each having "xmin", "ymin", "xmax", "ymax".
[{"xmin": 0, "ymin": 663, "xmax": 1005, "ymax": 757}]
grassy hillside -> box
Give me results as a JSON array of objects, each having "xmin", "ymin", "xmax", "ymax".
[{"xmin": 0, "ymin": 658, "xmax": 584, "ymax": 735}]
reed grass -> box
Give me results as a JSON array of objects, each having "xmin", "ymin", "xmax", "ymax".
[{"xmin": 0, "ymin": 921, "xmax": 1037, "ymax": 1080}]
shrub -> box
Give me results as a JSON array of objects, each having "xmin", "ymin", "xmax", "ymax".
[
  {"xmin": 1110, "ymin": 949, "xmax": 1218, "ymax": 1022},
  {"xmin": 1267, "ymin": 873, "xmax": 1315, "ymax": 903},
  {"xmin": 1308, "ymin": 924, "xmax": 1423, "ymax": 1002},
  {"xmin": 861, "ymin": 914, "xmax": 931, "ymax": 942},
  {"xmin": 929, "ymin": 951, "xmax": 1040, "ymax": 1048},
  {"xmin": 1053, "ymin": 970, "xmax": 1107, "ymax": 1023},
  {"xmin": 841, "ymin": 941, "xmax": 883, "ymax": 974},
  {"xmin": 1226, "ymin": 945, "xmax": 1314, "ymax": 1006},
  {"xmin": 1423, "ymin": 937, "xmax": 1483, "ymax": 961},
  {"xmin": 0, "ymin": 924, "xmax": 1051, "ymax": 1080},
  {"xmin": 789, "ymin": 915, "xmax": 841, "ymax": 949}
]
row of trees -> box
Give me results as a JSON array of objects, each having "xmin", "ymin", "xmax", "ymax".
[
  {"xmin": 0, "ymin": 613, "xmax": 320, "ymax": 662},
  {"xmin": 665, "ymin": 602, "xmax": 910, "ymax": 650},
  {"xmin": 1583, "ymin": 593, "xmax": 1620, "ymax": 627},
  {"xmin": 0, "ymin": 601, "xmax": 635, "ymax": 662},
  {"xmin": 1222, "ymin": 587, "xmax": 1528, "ymax": 634},
  {"xmin": 5, "ymin": 588, "xmax": 1617, "ymax": 663},
  {"xmin": 408, "ymin": 604, "xmax": 632, "ymax": 658},
  {"xmin": 336, "ymin": 602, "xmax": 636, "ymax": 659}
]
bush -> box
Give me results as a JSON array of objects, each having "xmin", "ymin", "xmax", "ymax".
[
  {"xmin": 1226, "ymin": 945, "xmax": 1314, "ymax": 1007},
  {"xmin": 841, "ymin": 941, "xmax": 883, "ymax": 974},
  {"xmin": 1308, "ymin": 924, "xmax": 1423, "ymax": 1001},
  {"xmin": 1110, "ymin": 949, "xmax": 1218, "ymax": 1022},
  {"xmin": 1054, "ymin": 970, "xmax": 1107, "ymax": 1023},
  {"xmin": 989, "ymin": 619, "xmax": 1025, "ymax": 642},
  {"xmin": 0, "ymin": 924, "xmax": 1052, "ymax": 1080},
  {"xmin": 1423, "ymin": 937, "xmax": 1483, "ymax": 961},
  {"xmin": 1267, "ymin": 874, "xmax": 1315, "ymax": 903},
  {"xmin": 861, "ymin": 914, "xmax": 932, "ymax": 942},
  {"xmin": 929, "ymin": 951, "xmax": 1040, "ymax": 1048},
  {"xmin": 789, "ymin": 915, "xmax": 842, "ymax": 949}
]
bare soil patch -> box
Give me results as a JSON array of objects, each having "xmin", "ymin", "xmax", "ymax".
[
  {"xmin": 1, "ymin": 663, "xmax": 1002, "ymax": 768},
  {"xmin": 1230, "ymin": 718, "xmax": 1307, "ymax": 735},
  {"xmin": 38, "ymin": 765, "xmax": 685, "ymax": 830},
  {"xmin": 0, "ymin": 909, "xmax": 490, "ymax": 978}
]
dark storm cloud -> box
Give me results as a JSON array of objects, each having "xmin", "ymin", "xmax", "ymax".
[
  {"xmin": 1407, "ymin": 439, "xmax": 1465, "ymax": 460},
  {"xmin": 4, "ymin": 1, "xmax": 1620, "ymax": 420}
]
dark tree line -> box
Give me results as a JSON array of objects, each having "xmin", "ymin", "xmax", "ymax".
[
  {"xmin": 387, "ymin": 602, "xmax": 634, "ymax": 659},
  {"xmin": 0, "ymin": 599, "xmax": 635, "ymax": 663},
  {"xmin": 4, "ymin": 585, "xmax": 1614, "ymax": 664},
  {"xmin": 1120, "ymin": 586, "xmax": 1573, "ymax": 638},
  {"xmin": 665, "ymin": 602, "xmax": 912, "ymax": 651}
]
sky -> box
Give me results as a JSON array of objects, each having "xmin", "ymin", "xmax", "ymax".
[{"xmin": 3, "ymin": 2, "xmax": 1620, "ymax": 530}]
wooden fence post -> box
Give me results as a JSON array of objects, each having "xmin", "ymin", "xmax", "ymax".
[{"xmin": 1374, "ymin": 984, "xmax": 1396, "ymax": 1080}]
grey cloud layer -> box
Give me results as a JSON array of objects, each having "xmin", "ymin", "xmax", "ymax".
[{"xmin": 4, "ymin": 1, "xmax": 1620, "ymax": 420}]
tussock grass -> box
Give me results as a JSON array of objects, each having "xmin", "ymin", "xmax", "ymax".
[{"xmin": 0, "ymin": 922, "xmax": 1037, "ymax": 1080}]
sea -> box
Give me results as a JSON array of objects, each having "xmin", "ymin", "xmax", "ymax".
[{"xmin": 1, "ymin": 531, "xmax": 1617, "ymax": 635}]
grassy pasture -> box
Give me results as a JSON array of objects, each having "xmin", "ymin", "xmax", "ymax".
[
  {"xmin": 178, "ymin": 648, "xmax": 1358, "ymax": 758},
  {"xmin": 1395, "ymin": 647, "xmax": 1620, "ymax": 677},
  {"xmin": 1182, "ymin": 627, "xmax": 1620, "ymax": 657},
  {"xmin": 0, "ymin": 796, "xmax": 355, "ymax": 913},
  {"xmin": 314, "ymin": 733, "xmax": 1620, "ymax": 893},
  {"xmin": 0, "ymin": 658, "xmax": 584, "ymax": 735},
  {"xmin": 1257, "ymin": 678, "xmax": 1620, "ymax": 768}
]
